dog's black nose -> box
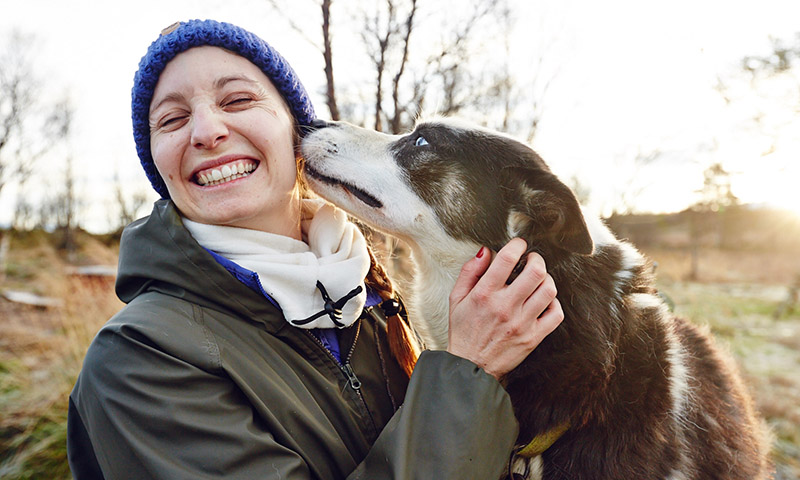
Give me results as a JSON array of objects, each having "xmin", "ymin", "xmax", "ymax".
[{"xmin": 300, "ymin": 118, "xmax": 331, "ymax": 137}]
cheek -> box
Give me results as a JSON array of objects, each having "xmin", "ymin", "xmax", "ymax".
[
  {"xmin": 274, "ymin": 152, "xmax": 300, "ymax": 188},
  {"xmin": 260, "ymin": 120, "xmax": 298, "ymax": 177},
  {"xmin": 151, "ymin": 133, "xmax": 182, "ymax": 177}
]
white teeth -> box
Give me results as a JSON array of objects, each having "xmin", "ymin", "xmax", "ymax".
[{"xmin": 196, "ymin": 161, "xmax": 256, "ymax": 186}]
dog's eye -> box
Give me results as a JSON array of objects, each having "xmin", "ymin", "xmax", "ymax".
[{"xmin": 415, "ymin": 136, "xmax": 429, "ymax": 147}]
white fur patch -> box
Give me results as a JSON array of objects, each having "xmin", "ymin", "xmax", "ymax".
[
  {"xmin": 506, "ymin": 210, "xmax": 527, "ymax": 239},
  {"xmin": 617, "ymin": 241, "xmax": 644, "ymax": 273},
  {"xmin": 581, "ymin": 209, "xmax": 616, "ymax": 247},
  {"xmin": 622, "ymin": 292, "xmax": 694, "ymax": 476},
  {"xmin": 511, "ymin": 455, "xmax": 543, "ymax": 480},
  {"xmin": 632, "ymin": 291, "xmax": 693, "ymax": 477},
  {"xmin": 629, "ymin": 292, "xmax": 666, "ymax": 311},
  {"xmin": 409, "ymin": 235, "xmax": 481, "ymax": 349}
]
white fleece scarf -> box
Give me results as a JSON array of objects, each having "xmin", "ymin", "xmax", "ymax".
[{"xmin": 183, "ymin": 199, "xmax": 370, "ymax": 329}]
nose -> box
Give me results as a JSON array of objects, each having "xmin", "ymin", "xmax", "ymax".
[
  {"xmin": 191, "ymin": 106, "xmax": 229, "ymax": 149},
  {"xmin": 300, "ymin": 118, "xmax": 331, "ymax": 137}
]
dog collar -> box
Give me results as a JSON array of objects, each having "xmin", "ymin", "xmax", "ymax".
[{"xmin": 516, "ymin": 421, "xmax": 570, "ymax": 458}]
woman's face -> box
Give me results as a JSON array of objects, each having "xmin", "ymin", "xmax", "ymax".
[{"xmin": 149, "ymin": 46, "xmax": 300, "ymax": 237}]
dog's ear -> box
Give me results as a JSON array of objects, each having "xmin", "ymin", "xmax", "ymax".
[{"xmin": 508, "ymin": 169, "xmax": 594, "ymax": 255}]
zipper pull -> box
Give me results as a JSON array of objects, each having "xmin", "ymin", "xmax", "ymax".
[{"xmin": 342, "ymin": 363, "xmax": 362, "ymax": 391}]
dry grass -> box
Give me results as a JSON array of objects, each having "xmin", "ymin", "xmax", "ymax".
[
  {"xmin": 0, "ymin": 231, "xmax": 121, "ymax": 479},
  {"xmin": 0, "ymin": 279, "xmax": 120, "ymax": 479}
]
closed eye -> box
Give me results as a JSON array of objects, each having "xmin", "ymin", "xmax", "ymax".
[
  {"xmin": 158, "ymin": 113, "xmax": 189, "ymax": 131},
  {"xmin": 223, "ymin": 95, "xmax": 255, "ymax": 108},
  {"xmin": 415, "ymin": 136, "xmax": 429, "ymax": 147}
]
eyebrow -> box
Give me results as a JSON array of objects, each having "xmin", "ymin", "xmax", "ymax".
[
  {"xmin": 150, "ymin": 75, "xmax": 261, "ymax": 114},
  {"xmin": 213, "ymin": 74, "xmax": 259, "ymax": 90},
  {"xmin": 150, "ymin": 92, "xmax": 186, "ymax": 115}
]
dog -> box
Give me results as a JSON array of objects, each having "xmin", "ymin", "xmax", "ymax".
[{"xmin": 300, "ymin": 118, "xmax": 771, "ymax": 479}]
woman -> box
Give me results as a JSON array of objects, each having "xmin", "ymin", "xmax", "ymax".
[{"xmin": 67, "ymin": 19, "xmax": 563, "ymax": 480}]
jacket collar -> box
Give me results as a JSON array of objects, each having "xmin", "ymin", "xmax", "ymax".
[{"xmin": 115, "ymin": 199, "xmax": 289, "ymax": 333}]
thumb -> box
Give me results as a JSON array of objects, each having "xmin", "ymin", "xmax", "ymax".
[{"xmin": 450, "ymin": 247, "xmax": 491, "ymax": 305}]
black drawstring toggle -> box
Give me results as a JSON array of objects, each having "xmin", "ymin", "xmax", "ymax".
[
  {"xmin": 379, "ymin": 298, "xmax": 401, "ymax": 317},
  {"xmin": 291, "ymin": 281, "xmax": 363, "ymax": 328}
]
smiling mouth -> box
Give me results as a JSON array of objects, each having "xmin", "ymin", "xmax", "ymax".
[
  {"xmin": 305, "ymin": 166, "xmax": 383, "ymax": 208},
  {"xmin": 194, "ymin": 160, "xmax": 258, "ymax": 186}
]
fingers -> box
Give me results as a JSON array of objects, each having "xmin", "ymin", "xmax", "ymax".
[
  {"xmin": 521, "ymin": 271, "xmax": 557, "ymax": 319},
  {"xmin": 475, "ymin": 238, "xmax": 528, "ymax": 291},
  {"xmin": 532, "ymin": 298, "xmax": 564, "ymax": 341},
  {"xmin": 507, "ymin": 251, "xmax": 548, "ymax": 301},
  {"xmin": 449, "ymin": 246, "xmax": 492, "ymax": 306}
]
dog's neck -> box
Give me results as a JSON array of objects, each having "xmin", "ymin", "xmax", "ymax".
[
  {"xmin": 401, "ymin": 211, "xmax": 632, "ymax": 352},
  {"xmin": 404, "ymin": 238, "xmax": 482, "ymax": 350}
]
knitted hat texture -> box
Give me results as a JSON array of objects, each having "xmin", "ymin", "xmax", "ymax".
[{"xmin": 132, "ymin": 19, "xmax": 316, "ymax": 198}]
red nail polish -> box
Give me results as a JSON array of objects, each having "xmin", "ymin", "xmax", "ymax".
[{"xmin": 476, "ymin": 247, "xmax": 486, "ymax": 258}]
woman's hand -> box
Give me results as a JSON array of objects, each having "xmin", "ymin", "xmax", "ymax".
[{"xmin": 447, "ymin": 238, "xmax": 564, "ymax": 380}]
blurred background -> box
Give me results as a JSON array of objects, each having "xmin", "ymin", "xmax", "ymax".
[{"xmin": 1, "ymin": 0, "xmax": 799, "ymax": 478}]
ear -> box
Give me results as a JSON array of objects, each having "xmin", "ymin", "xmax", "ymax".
[{"xmin": 509, "ymin": 172, "xmax": 594, "ymax": 255}]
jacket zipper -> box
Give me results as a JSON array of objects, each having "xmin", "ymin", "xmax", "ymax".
[
  {"xmin": 302, "ymin": 324, "xmax": 379, "ymax": 435},
  {"xmin": 340, "ymin": 324, "xmax": 362, "ymax": 391},
  {"xmin": 302, "ymin": 325, "xmax": 375, "ymax": 425},
  {"xmin": 342, "ymin": 363, "xmax": 362, "ymax": 390}
]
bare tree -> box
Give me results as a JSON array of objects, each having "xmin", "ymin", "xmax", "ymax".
[
  {"xmin": 111, "ymin": 169, "xmax": 150, "ymax": 232},
  {"xmin": 388, "ymin": 0, "xmax": 417, "ymax": 133},
  {"xmin": 397, "ymin": 0, "xmax": 558, "ymax": 141},
  {"xmin": 694, "ymin": 162, "xmax": 739, "ymax": 213},
  {"xmin": 0, "ymin": 31, "xmax": 72, "ymax": 198},
  {"xmin": 12, "ymin": 193, "xmax": 35, "ymax": 230},
  {"xmin": 56, "ymin": 154, "xmax": 78, "ymax": 253},
  {"xmin": 360, "ymin": 0, "xmax": 419, "ymax": 132},
  {"xmin": 320, "ymin": 0, "xmax": 341, "ymax": 120},
  {"xmin": 685, "ymin": 162, "xmax": 741, "ymax": 280},
  {"xmin": 265, "ymin": 0, "xmax": 342, "ymax": 120},
  {"xmin": 742, "ymin": 33, "xmax": 800, "ymax": 75},
  {"xmin": 265, "ymin": 0, "xmax": 558, "ymax": 141},
  {"xmin": 714, "ymin": 33, "xmax": 800, "ymax": 159},
  {"xmin": 360, "ymin": 0, "xmax": 393, "ymax": 131},
  {"xmin": 410, "ymin": 0, "xmax": 501, "ymax": 119}
]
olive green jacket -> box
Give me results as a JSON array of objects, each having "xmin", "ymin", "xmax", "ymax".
[{"xmin": 67, "ymin": 200, "xmax": 518, "ymax": 479}]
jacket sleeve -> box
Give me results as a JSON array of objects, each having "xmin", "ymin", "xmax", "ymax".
[
  {"xmin": 348, "ymin": 349, "xmax": 519, "ymax": 480},
  {"xmin": 68, "ymin": 320, "xmax": 312, "ymax": 480}
]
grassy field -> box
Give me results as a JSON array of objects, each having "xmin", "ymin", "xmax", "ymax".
[
  {"xmin": 644, "ymin": 247, "xmax": 800, "ymax": 480},
  {"xmin": 0, "ymin": 232, "xmax": 799, "ymax": 479}
]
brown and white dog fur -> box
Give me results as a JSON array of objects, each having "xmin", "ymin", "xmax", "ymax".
[{"xmin": 300, "ymin": 118, "xmax": 771, "ymax": 480}]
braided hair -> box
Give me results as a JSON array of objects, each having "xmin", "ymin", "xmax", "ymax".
[{"xmin": 363, "ymin": 243, "xmax": 420, "ymax": 378}]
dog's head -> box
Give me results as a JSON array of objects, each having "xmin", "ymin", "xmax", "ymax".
[{"xmin": 301, "ymin": 118, "xmax": 593, "ymax": 260}]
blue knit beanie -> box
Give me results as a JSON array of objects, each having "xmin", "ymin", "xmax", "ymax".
[{"xmin": 132, "ymin": 19, "xmax": 316, "ymax": 199}]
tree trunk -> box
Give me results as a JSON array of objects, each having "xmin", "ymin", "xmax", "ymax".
[{"xmin": 321, "ymin": 0, "xmax": 340, "ymax": 121}]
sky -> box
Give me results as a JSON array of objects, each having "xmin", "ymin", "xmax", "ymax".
[{"xmin": 1, "ymin": 0, "xmax": 799, "ymax": 233}]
